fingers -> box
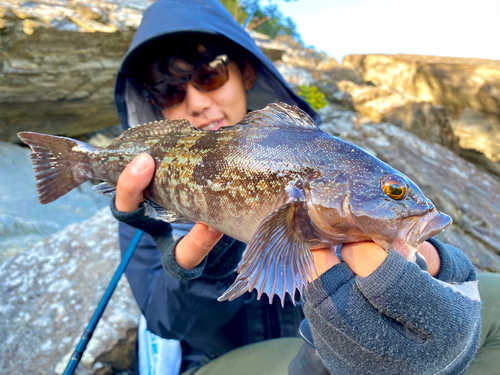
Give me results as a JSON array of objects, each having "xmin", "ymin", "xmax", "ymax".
[
  {"xmin": 310, "ymin": 247, "xmax": 340, "ymax": 280},
  {"xmin": 417, "ymin": 241, "xmax": 441, "ymax": 277},
  {"xmin": 116, "ymin": 153, "xmax": 155, "ymax": 212},
  {"xmin": 175, "ymin": 223, "xmax": 224, "ymax": 270},
  {"xmin": 340, "ymin": 241, "xmax": 388, "ymax": 277}
]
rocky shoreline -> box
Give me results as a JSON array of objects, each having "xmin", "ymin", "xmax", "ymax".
[{"xmin": 1, "ymin": 0, "xmax": 499, "ymax": 373}]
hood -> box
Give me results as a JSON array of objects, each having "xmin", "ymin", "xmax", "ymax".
[{"xmin": 114, "ymin": 0, "xmax": 320, "ymax": 128}]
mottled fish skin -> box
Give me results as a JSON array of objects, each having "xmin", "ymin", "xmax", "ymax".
[
  {"xmin": 17, "ymin": 102, "xmax": 452, "ymax": 305},
  {"xmin": 145, "ymin": 125, "xmax": 321, "ymax": 243}
]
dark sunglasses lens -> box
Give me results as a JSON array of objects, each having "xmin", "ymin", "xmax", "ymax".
[
  {"xmin": 193, "ymin": 60, "xmax": 228, "ymax": 92},
  {"xmin": 151, "ymin": 83, "xmax": 186, "ymax": 110}
]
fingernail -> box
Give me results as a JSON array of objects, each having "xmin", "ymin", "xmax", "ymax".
[
  {"xmin": 130, "ymin": 154, "xmax": 149, "ymax": 174},
  {"xmin": 207, "ymin": 225, "xmax": 219, "ymax": 233}
]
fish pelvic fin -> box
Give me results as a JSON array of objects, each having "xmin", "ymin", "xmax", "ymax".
[
  {"xmin": 144, "ymin": 199, "xmax": 193, "ymax": 224},
  {"xmin": 93, "ymin": 182, "xmax": 116, "ymax": 196},
  {"xmin": 218, "ymin": 201, "xmax": 316, "ymax": 307},
  {"xmin": 17, "ymin": 132, "xmax": 96, "ymax": 204}
]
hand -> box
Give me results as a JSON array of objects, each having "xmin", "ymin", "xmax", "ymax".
[
  {"xmin": 311, "ymin": 241, "xmax": 441, "ymax": 280},
  {"xmin": 116, "ymin": 153, "xmax": 223, "ymax": 270}
]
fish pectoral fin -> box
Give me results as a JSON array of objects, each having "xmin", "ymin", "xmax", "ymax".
[
  {"xmin": 144, "ymin": 199, "xmax": 192, "ymax": 224},
  {"xmin": 93, "ymin": 182, "xmax": 116, "ymax": 196},
  {"xmin": 218, "ymin": 202, "xmax": 316, "ymax": 307}
]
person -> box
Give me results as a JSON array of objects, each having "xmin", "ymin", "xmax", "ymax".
[
  {"xmin": 114, "ymin": 1, "xmax": 318, "ymax": 373},
  {"xmin": 111, "ymin": 0, "xmax": 488, "ymax": 374}
]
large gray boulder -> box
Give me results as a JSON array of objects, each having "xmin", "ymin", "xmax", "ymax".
[{"xmin": 0, "ymin": 207, "xmax": 140, "ymax": 375}]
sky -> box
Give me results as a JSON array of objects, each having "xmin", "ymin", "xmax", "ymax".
[{"xmin": 273, "ymin": 0, "xmax": 499, "ymax": 63}]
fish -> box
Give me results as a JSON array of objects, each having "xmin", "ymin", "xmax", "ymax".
[{"xmin": 18, "ymin": 102, "xmax": 452, "ymax": 306}]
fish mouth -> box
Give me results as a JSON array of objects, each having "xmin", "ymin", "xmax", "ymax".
[
  {"xmin": 392, "ymin": 209, "xmax": 452, "ymax": 260},
  {"xmin": 416, "ymin": 210, "xmax": 452, "ymax": 242}
]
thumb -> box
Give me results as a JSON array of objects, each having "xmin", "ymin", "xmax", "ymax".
[{"xmin": 116, "ymin": 153, "xmax": 155, "ymax": 212}]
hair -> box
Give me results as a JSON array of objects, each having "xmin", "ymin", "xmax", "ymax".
[{"xmin": 132, "ymin": 32, "xmax": 256, "ymax": 87}]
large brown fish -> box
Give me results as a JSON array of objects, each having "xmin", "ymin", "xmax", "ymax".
[{"xmin": 18, "ymin": 102, "xmax": 451, "ymax": 305}]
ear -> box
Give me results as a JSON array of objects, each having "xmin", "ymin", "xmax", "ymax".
[{"xmin": 242, "ymin": 60, "xmax": 257, "ymax": 91}]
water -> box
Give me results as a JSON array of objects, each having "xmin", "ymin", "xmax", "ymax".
[{"xmin": 0, "ymin": 141, "xmax": 110, "ymax": 262}]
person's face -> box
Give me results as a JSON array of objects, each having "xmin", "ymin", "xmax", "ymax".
[{"xmin": 159, "ymin": 60, "xmax": 256, "ymax": 130}]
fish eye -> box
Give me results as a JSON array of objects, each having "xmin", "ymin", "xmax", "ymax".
[{"xmin": 381, "ymin": 176, "xmax": 407, "ymax": 200}]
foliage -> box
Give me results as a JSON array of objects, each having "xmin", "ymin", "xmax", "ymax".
[
  {"xmin": 297, "ymin": 85, "xmax": 328, "ymax": 111},
  {"xmin": 219, "ymin": 0, "xmax": 302, "ymax": 43},
  {"xmin": 219, "ymin": 0, "xmax": 248, "ymax": 24}
]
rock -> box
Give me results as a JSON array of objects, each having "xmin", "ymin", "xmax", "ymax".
[
  {"xmin": 342, "ymin": 54, "xmax": 500, "ymax": 165},
  {"xmin": 449, "ymin": 108, "xmax": 500, "ymax": 162},
  {"xmin": 0, "ymin": 207, "xmax": 141, "ymax": 374},
  {"xmin": 319, "ymin": 105, "xmax": 500, "ymax": 272},
  {"xmin": 273, "ymin": 35, "xmax": 362, "ymax": 91},
  {"xmin": 0, "ymin": 0, "xmax": 151, "ymax": 142},
  {"xmin": 335, "ymin": 80, "xmax": 397, "ymax": 120},
  {"xmin": 0, "ymin": 141, "xmax": 110, "ymax": 262},
  {"xmin": 382, "ymin": 102, "xmax": 460, "ymax": 153},
  {"xmin": 274, "ymin": 62, "xmax": 317, "ymax": 87},
  {"xmin": 249, "ymin": 30, "xmax": 287, "ymax": 62},
  {"xmin": 332, "ymin": 80, "xmax": 460, "ymax": 151},
  {"xmin": 275, "ymin": 35, "xmax": 339, "ymax": 71},
  {"xmin": 343, "ymin": 54, "xmax": 500, "ymax": 117}
]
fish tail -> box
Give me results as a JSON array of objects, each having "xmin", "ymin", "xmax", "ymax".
[{"xmin": 17, "ymin": 132, "xmax": 96, "ymax": 204}]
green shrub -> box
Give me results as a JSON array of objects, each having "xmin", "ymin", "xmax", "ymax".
[{"xmin": 298, "ymin": 85, "xmax": 327, "ymax": 111}]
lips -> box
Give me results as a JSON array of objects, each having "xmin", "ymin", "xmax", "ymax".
[
  {"xmin": 391, "ymin": 209, "xmax": 452, "ymax": 261},
  {"xmin": 404, "ymin": 209, "xmax": 453, "ymax": 247},
  {"xmin": 199, "ymin": 118, "xmax": 225, "ymax": 131},
  {"xmin": 417, "ymin": 211, "xmax": 452, "ymax": 242}
]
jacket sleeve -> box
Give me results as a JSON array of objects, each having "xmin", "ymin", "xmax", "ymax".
[
  {"xmin": 113, "ymin": 200, "xmax": 247, "ymax": 340},
  {"xmin": 303, "ymin": 240, "xmax": 482, "ymax": 375}
]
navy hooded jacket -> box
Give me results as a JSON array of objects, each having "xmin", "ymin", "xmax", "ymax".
[
  {"xmin": 115, "ymin": 0, "xmax": 319, "ymax": 129},
  {"xmin": 114, "ymin": 0, "xmax": 316, "ymax": 370}
]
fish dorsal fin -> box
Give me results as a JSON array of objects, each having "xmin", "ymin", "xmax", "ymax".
[
  {"xmin": 238, "ymin": 102, "xmax": 319, "ymax": 130},
  {"xmin": 109, "ymin": 119, "xmax": 197, "ymax": 147},
  {"xmin": 218, "ymin": 200, "xmax": 316, "ymax": 307}
]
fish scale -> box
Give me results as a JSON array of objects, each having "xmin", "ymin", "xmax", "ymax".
[{"xmin": 18, "ymin": 102, "xmax": 452, "ymax": 305}]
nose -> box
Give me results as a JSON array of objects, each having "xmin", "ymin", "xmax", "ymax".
[{"xmin": 184, "ymin": 82, "xmax": 212, "ymax": 117}]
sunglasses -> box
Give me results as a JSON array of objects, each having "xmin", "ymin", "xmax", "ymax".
[{"xmin": 144, "ymin": 54, "xmax": 229, "ymax": 111}]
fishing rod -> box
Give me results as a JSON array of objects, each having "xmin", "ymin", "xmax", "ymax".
[{"xmin": 63, "ymin": 229, "xmax": 144, "ymax": 375}]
